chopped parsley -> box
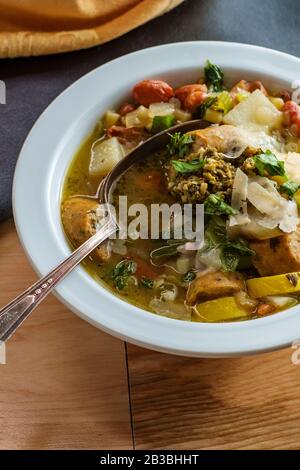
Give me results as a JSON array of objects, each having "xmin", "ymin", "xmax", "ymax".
[
  {"xmin": 182, "ymin": 271, "xmax": 196, "ymax": 283},
  {"xmin": 140, "ymin": 277, "xmax": 154, "ymax": 289},
  {"xmin": 112, "ymin": 259, "xmax": 137, "ymax": 290},
  {"xmin": 167, "ymin": 132, "xmax": 195, "ymax": 158},
  {"xmin": 204, "ymin": 60, "xmax": 224, "ymax": 92},
  {"xmin": 204, "ymin": 194, "xmax": 236, "ymax": 216},
  {"xmin": 201, "ymin": 218, "xmax": 255, "ymax": 272},
  {"xmin": 253, "ymin": 150, "xmax": 286, "ymax": 177},
  {"xmin": 280, "ymin": 180, "xmax": 300, "ymax": 197},
  {"xmin": 171, "ymin": 158, "xmax": 206, "ymax": 174}
]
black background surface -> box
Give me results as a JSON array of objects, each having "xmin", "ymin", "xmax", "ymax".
[{"xmin": 0, "ymin": 0, "xmax": 299, "ymax": 220}]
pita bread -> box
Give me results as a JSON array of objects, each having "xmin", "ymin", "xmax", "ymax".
[{"xmin": 0, "ymin": 0, "xmax": 184, "ymax": 58}]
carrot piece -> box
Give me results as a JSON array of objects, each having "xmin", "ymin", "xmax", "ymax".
[
  {"xmin": 135, "ymin": 172, "xmax": 162, "ymax": 190},
  {"xmin": 133, "ymin": 256, "xmax": 159, "ymax": 280},
  {"xmin": 257, "ymin": 303, "xmax": 276, "ymax": 317}
]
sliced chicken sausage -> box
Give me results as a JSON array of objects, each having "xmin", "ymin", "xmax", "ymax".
[
  {"xmin": 61, "ymin": 196, "xmax": 111, "ymax": 263},
  {"xmin": 249, "ymin": 228, "xmax": 300, "ymax": 276},
  {"xmin": 189, "ymin": 124, "xmax": 249, "ymax": 155},
  {"xmin": 187, "ymin": 270, "xmax": 245, "ymax": 305}
]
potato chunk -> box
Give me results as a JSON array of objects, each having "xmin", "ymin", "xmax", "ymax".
[
  {"xmin": 89, "ymin": 137, "xmax": 124, "ymax": 176},
  {"xmin": 61, "ymin": 196, "xmax": 111, "ymax": 263},
  {"xmin": 186, "ymin": 271, "xmax": 245, "ymax": 305}
]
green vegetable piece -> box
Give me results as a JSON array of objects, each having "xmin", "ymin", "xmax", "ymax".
[
  {"xmin": 151, "ymin": 115, "xmax": 175, "ymax": 134},
  {"xmin": 211, "ymin": 91, "xmax": 233, "ymax": 115},
  {"xmin": 221, "ymin": 240, "xmax": 255, "ymax": 272},
  {"xmin": 193, "ymin": 96, "xmax": 217, "ymax": 119},
  {"xmin": 280, "ymin": 180, "xmax": 300, "ymax": 197},
  {"xmin": 182, "ymin": 271, "xmax": 196, "ymax": 283},
  {"xmin": 150, "ymin": 240, "xmax": 184, "ymax": 260},
  {"xmin": 167, "ymin": 132, "xmax": 195, "ymax": 158},
  {"xmin": 253, "ymin": 150, "xmax": 286, "ymax": 177},
  {"xmin": 204, "ymin": 60, "xmax": 224, "ymax": 92},
  {"xmin": 204, "ymin": 194, "xmax": 236, "ymax": 216},
  {"xmin": 112, "ymin": 259, "xmax": 137, "ymax": 290},
  {"xmin": 200, "ymin": 217, "xmax": 255, "ymax": 272},
  {"xmin": 140, "ymin": 277, "xmax": 154, "ymax": 288},
  {"xmin": 171, "ymin": 158, "xmax": 206, "ymax": 174},
  {"xmin": 114, "ymin": 276, "xmax": 127, "ymax": 290},
  {"xmin": 205, "ymin": 216, "xmax": 227, "ymax": 245},
  {"xmin": 193, "ymin": 91, "xmax": 232, "ymax": 119},
  {"xmin": 223, "ymin": 240, "xmax": 256, "ymax": 257},
  {"xmin": 221, "ymin": 248, "xmax": 240, "ymax": 272}
]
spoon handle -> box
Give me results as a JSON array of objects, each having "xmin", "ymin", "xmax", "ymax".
[{"xmin": 0, "ymin": 218, "xmax": 116, "ymax": 342}]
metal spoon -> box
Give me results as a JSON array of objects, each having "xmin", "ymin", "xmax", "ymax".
[{"xmin": 0, "ymin": 119, "xmax": 210, "ymax": 342}]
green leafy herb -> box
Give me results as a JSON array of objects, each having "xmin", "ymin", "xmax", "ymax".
[
  {"xmin": 140, "ymin": 277, "xmax": 154, "ymax": 288},
  {"xmin": 171, "ymin": 158, "xmax": 206, "ymax": 174},
  {"xmin": 112, "ymin": 259, "xmax": 137, "ymax": 290},
  {"xmin": 201, "ymin": 217, "xmax": 255, "ymax": 272},
  {"xmin": 151, "ymin": 115, "xmax": 175, "ymax": 134},
  {"xmin": 223, "ymin": 240, "xmax": 256, "ymax": 257},
  {"xmin": 204, "ymin": 194, "xmax": 236, "ymax": 216},
  {"xmin": 193, "ymin": 95, "xmax": 217, "ymax": 119},
  {"xmin": 220, "ymin": 241, "xmax": 256, "ymax": 272},
  {"xmin": 253, "ymin": 150, "xmax": 286, "ymax": 177},
  {"xmin": 205, "ymin": 216, "xmax": 227, "ymax": 244},
  {"xmin": 280, "ymin": 180, "xmax": 300, "ymax": 197},
  {"xmin": 204, "ymin": 60, "xmax": 224, "ymax": 92},
  {"xmin": 150, "ymin": 240, "xmax": 185, "ymax": 260},
  {"xmin": 167, "ymin": 132, "xmax": 195, "ymax": 158},
  {"xmin": 113, "ymin": 276, "xmax": 126, "ymax": 290},
  {"xmin": 220, "ymin": 249, "xmax": 240, "ymax": 272},
  {"xmin": 182, "ymin": 271, "xmax": 196, "ymax": 283}
]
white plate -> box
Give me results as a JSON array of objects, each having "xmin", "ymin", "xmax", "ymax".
[{"xmin": 13, "ymin": 42, "xmax": 300, "ymax": 357}]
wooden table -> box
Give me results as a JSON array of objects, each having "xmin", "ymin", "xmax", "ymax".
[{"xmin": 1, "ymin": 219, "xmax": 300, "ymax": 450}]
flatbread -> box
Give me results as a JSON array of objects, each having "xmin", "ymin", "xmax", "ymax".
[{"xmin": 0, "ymin": 0, "xmax": 184, "ymax": 58}]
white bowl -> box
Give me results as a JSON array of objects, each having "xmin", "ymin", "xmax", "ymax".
[{"xmin": 13, "ymin": 42, "xmax": 300, "ymax": 357}]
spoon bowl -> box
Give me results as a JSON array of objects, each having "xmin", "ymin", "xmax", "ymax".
[{"xmin": 98, "ymin": 119, "xmax": 209, "ymax": 204}]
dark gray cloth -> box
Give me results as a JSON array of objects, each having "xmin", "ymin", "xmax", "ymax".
[{"xmin": 1, "ymin": 0, "xmax": 299, "ymax": 221}]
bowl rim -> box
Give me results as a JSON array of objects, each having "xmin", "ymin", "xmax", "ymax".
[{"xmin": 12, "ymin": 41, "xmax": 300, "ymax": 357}]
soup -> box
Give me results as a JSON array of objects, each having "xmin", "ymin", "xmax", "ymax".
[{"xmin": 61, "ymin": 61, "xmax": 300, "ymax": 322}]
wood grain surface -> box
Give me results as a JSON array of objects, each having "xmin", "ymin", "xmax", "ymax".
[
  {"xmin": 127, "ymin": 345, "xmax": 300, "ymax": 450},
  {"xmin": 1, "ymin": 219, "xmax": 300, "ymax": 450},
  {"xmin": 0, "ymin": 219, "xmax": 132, "ymax": 450}
]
